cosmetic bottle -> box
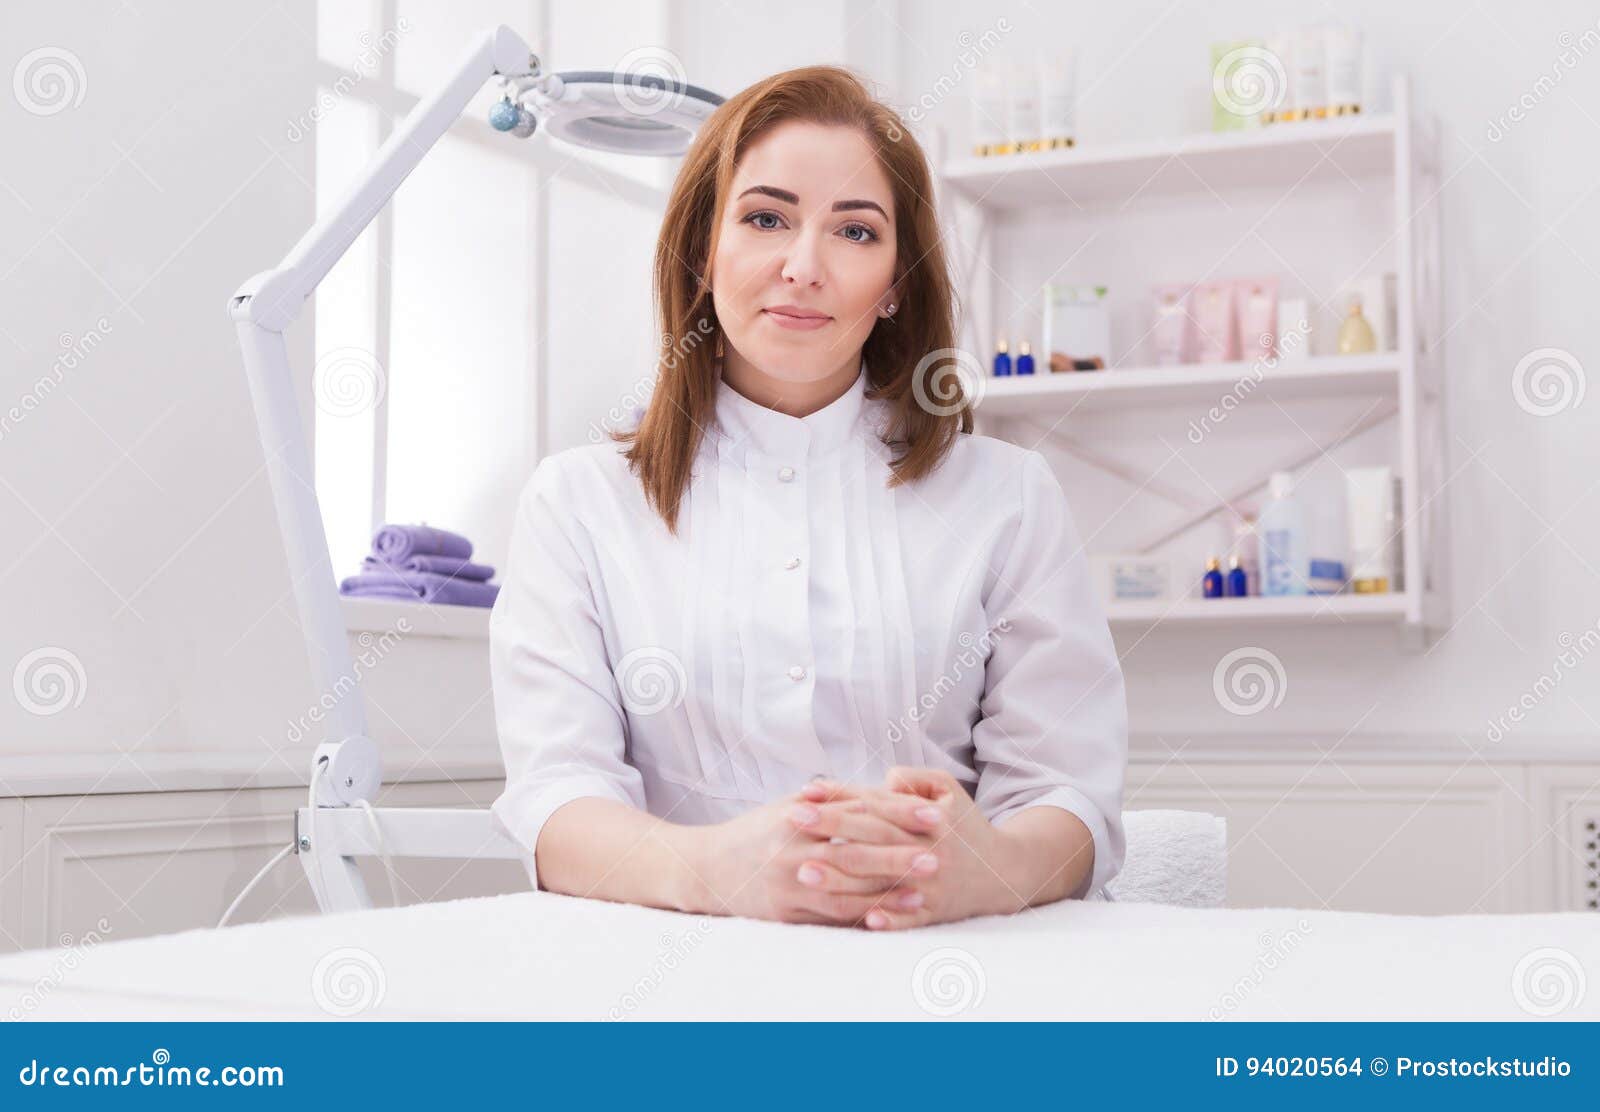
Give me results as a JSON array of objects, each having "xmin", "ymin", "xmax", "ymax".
[
  {"xmin": 1008, "ymin": 64, "xmax": 1040, "ymax": 153},
  {"xmin": 1203, "ymin": 556, "xmax": 1224, "ymax": 599},
  {"xmin": 1324, "ymin": 24, "xmax": 1363, "ymax": 116},
  {"xmin": 1038, "ymin": 52, "xmax": 1078, "ymax": 149},
  {"xmin": 1016, "ymin": 341, "xmax": 1036, "ymax": 375},
  {"xmin": 972, "ymin": 72, "xmax": 1008, "ymax": 156},
  {"xmin": 993, "ymin": 337, "xmax": 1012, "ymax": 376},
  {"xmin": 1259, "ymin": 471, "xmax": 1308, "ymax": 596},
  {"xmin": 1226, "ymin": 554, "xmax": 1249, "ymax": 597},
  {"xmin": 1337, "ymin": 295, "xmax": 1377, "ymax": 354}
]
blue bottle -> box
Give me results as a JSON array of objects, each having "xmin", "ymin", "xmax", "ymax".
[
  {"xmin": 1016, "ymin": 341, "xmax": 1036, "ymax": 375},
  {"xmin": 1203, "ymin": 556, "xmax": 1224, "ymax": 599},
  {"xmin": 993, "ymin": 337, "xmax": 1012, "ymax": 376},
  {"xmin": 1226, "ymin": 555, "xmax": 1249, "ymax": 597}
]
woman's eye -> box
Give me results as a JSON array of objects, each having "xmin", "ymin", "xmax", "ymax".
[
  {"xmin": 744, "ymin": 210, "xmax": 783, "ymax": 230},
  {"xmin": 840, "ymin": 222, "xmax": 879, "ymax": 243}
]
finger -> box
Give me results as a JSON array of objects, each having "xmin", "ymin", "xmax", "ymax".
[
  {"xmin": 799, "ymin": 778, "xmax": 861, "ymax": 803},
  {"xmin": 803, "ymin": 780, "xmax": 944, "ymax": 833},
  {"xmin": 788, "ymin": 800, "xmax": 922, "ymax": 844},
  {"xmin": 809, "ymin": 839, "xmax": 940, "ymax": 882},
  {"xmin": 863, "ymin": 901, "xmax": 932, "ymax": 931},
  {"xmin": 794, "ymin": 858, "xmax": 897, "ymax": 896},
  {"xmin": 795, "ymin": 886, "xmax": 924, "ymax": 925},
  {"xmin": 884, "ymin": 765, "xmax": 961, "ymax": 802}
]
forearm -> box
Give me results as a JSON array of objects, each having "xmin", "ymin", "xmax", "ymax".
[
  {"xmin": 535, "ymin": 796, "xmax": 711, "ymax": 913},
  {"xmin": 992, "ymin": 805, "xmax": 1097, "ymax": 910}
]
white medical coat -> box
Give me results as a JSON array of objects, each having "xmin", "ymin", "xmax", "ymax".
[{"xmin": 488, "ymin": 361, "xmax": 1128, "ymax": 898}]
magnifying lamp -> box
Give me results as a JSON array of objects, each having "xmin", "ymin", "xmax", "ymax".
[{"xmin": 223, "ymin": 26, "xmax": 721, "ymax": 914}]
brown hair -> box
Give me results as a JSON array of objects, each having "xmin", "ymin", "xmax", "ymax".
[{"xmin": 614, "ymin": 64, "xmax": 971, "ymax": 534}]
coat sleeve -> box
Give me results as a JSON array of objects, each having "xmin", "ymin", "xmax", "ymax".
[
  {"xmin": 970, "ymin": 449, "xmax": 1129, "ymax": 900},
  {"xmin": 488, "ymin": 453, "xmax": 647, "ymax": 891}
]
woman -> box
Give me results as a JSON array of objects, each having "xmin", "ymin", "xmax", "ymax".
[{"xmin": 489, "ymin": 65, "xmax": 1127, "ymax": 931}]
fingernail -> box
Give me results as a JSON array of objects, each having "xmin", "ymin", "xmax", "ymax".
[
  {"xmin": 915, "ymin": 805, "xmax": 941, "ymax": 825},
  {"xmin": 897, "ymin": 890, "xmax": 924, "ymax": 910},
  {"xmin": 912, "ymin": 853, "xmax": 939, "ymax": 875},
  {"xmin": 797, "ymin": 863, "xmax": 823, "ymax": 886},
  {"xmin": 788, "ymin": 804, "xmax": 818, "ymax": 826},
  {"xmin": 866, "ymin": 911, "xmax": 887, "ymax": 929}
]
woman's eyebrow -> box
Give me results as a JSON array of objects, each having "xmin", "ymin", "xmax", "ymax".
[{"xmin": 737, "ymin": 185, "xmax": 888, "ymax": 220}]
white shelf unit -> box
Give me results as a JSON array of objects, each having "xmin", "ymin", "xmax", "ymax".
[{"xmin": 936, "ymin": 76, "xmax": 1445, "ymax": 642}]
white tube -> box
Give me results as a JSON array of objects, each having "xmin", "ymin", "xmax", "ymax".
[{"xmin": 1345, "ymin": 465, "xmax": 1394, "ymax": 592}]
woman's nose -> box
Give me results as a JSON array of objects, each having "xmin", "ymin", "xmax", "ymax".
[{"xmin": 779, "ymin": 229, "xmax": 825, "ymax": 287}]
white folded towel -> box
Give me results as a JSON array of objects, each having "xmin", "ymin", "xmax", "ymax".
[{"xmin": 1103, "ymin": 809, "xmax": 1227, "ymax": 908}]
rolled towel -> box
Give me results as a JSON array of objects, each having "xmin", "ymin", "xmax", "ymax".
[
  {"xmin": 1103, "ymin": 809, "xmax": 1227, "ymax": 908},
  {"xmin": 362, "ymin": 553, "xmax": 496, "ymax": 581},
  {"xmin": 340, "ymin": 570, "xmax": 499, "ymax": 608},
  {"xmin": 371, "ymin": 523, "xmax": 473, "ymax": 562}
]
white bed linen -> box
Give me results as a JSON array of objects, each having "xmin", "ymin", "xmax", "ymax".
[{"xmin": 0, "ymin": 894, "xmax": 1593, "ymax": 1021}]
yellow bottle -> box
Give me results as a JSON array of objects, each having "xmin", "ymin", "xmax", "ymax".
[{"xmin": 1337, "ymin": 296, "xmax": 1377, "ymax": 355}]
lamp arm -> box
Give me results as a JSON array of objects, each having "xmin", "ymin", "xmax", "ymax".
[
  {"xmin": 229, "ymin": 25, "xmax": 536, "ymax": 331},
  {"xmin": 225, "ymin": 26, "xmax": 534, "ymax": 831}
]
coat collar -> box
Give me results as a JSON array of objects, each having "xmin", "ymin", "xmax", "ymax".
[{"xmin": 711, "ymin": 356, "xmax": 870, "ymax": 460}]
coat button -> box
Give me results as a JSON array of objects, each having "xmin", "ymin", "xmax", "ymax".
[
  {"xmin": 778, "ymin": 466, "xmax": 796, "ymax": 482},
  {"xmin": 787, "ymin": 664, "xmax": 806, "ymax": 681}
]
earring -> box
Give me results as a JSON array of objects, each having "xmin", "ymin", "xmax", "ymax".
[{"xmin": 884, "ymin": 303, "xmax": 897, "ymax": 317}]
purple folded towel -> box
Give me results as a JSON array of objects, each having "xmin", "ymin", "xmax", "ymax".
[
  {"xmin": 340, "ymin": 570, "xmax": 499, "ymax": 608},
  {"xmin": 371, "ymin": 523, "xmax": 474, "ymax": 562},
  {"xmin": 362, "ymin": 553, "xmax": 496, "ymax": 581}
]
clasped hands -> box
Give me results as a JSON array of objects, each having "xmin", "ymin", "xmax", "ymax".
[{"xmin": 696, "ymin": 766, "xmax": 1026, "ymax": 930}]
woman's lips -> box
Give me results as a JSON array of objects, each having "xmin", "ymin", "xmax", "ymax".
[{"xmin": 763, "ymin": 308, "xmax": 833, "ymax": 331}]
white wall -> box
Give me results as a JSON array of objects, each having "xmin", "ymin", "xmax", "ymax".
[{"xmin": 0, "ymin": 1, "xmax": 327, "ymax": 763}]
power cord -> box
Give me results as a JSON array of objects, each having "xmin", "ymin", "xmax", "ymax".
[{"xmin": 216, "ymin": 757, "xmax": 403, "ymax": 926}]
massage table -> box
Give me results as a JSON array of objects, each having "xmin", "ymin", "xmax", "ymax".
[{"xmin": 1, "ymin": 811, "xmax": 1593, "ymax": 1020}]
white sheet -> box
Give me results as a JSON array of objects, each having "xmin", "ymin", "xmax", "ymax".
[{"xmin": 0, "ymin": 893, "xmax": 1593, "ymax": 1021}]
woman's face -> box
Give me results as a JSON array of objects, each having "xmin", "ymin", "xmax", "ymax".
[{"xmin": 709, "ymin": 120, "xmax": 899, "ymax": 395}]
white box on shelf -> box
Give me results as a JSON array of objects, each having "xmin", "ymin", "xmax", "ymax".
[
  {"xmin": 1042, "ymin": 284, "xmax": 1110, "ymax": 367},
  {"xmin": 1276, "ymin": 297, "xmax": 1312, "ymax": 363},
  {"xmin": 1093, "ymin": 554, "xmax": 1174, "ymax": 603}
]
